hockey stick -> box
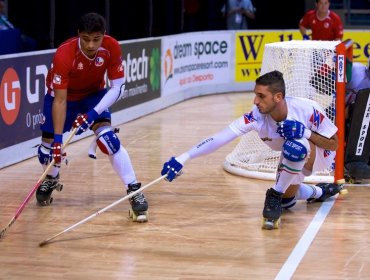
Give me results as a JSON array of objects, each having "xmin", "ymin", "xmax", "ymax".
[
  {"xmin": 39, "ymin": 175, "xmax": 167, "ymax": 247},
  {"xmin": 0, "ymin": 128, "xmax": 78, "ymax": 239}
]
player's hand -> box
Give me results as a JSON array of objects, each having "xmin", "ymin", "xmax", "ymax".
[
  {"xmin": 51, "ymin": 134, "xmax": 65, "ymax": 165},
  {"xmin": 303, "ymin": 34, "xmax": 310, "ymax": 40},
  {"xmin": 161, "ymin": 157, "xmax": 183, "ymax": 182},
  {"xmin": 277, "ymin": 120, "xmax": 311, "ymax": 140},
  {"xmin": 72, "ymin": 109, "xmax": 99, "ymax": 135}
]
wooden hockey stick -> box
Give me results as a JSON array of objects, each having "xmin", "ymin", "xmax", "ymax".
[
  {"xmin": 39, "ymin": 175, "xmax": 167, "ymax": 247},
  {"xmin": 0, "ymin": 128, "xmax": 77, "ymax": 239}
]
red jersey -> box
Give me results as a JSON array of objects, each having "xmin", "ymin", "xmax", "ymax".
[
  {"xmin": 299, "ymin": 10, "xmax": 343, "ymax": 41},
  {"xmin": 46, "ymin": 35, "xmax": 124, "ymax": 101}
]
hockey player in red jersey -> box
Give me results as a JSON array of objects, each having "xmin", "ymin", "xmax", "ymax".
[{"xmin": 36, "ymin": 12, "xmax": 148, "ymax": 222}]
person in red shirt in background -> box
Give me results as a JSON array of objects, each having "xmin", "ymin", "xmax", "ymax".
[
  {"xmin": 36, "ymin": 12, "xmax": 148, "ymax": 222},
  {"xmin": 299, "ymin": 0, "xmax": 343, "ymax": 41}
]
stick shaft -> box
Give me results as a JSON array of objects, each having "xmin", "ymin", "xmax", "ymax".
[
  {"xmin": 0, "ymin": 129, "xmax": 77, "ymax": 238},
  {"xmin": 39, "ymin": 175, "xmax": 166, "ymax": 246}
]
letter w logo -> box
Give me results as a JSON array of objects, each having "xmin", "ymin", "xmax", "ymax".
[{"xmin": 238, "ymin": 35, "xmax": 264, "ymax": 60}]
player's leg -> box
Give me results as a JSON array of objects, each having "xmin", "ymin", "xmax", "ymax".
[
  {"xmin": 262, "ymin": 138, "xmax": 310, "ymax": 230},
  {"xmin": 93, "ymin": 122, "xmax": 148, "ymax": 222},
  {"xmin": 345, "ymin": 88, "xmax": 370, "ymax": 182},
  {"xmin": 36, "ymin": 94, "xmax": 66, "ymax": 206}
]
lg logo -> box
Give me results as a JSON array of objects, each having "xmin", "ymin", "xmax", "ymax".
[{"xmin": 0, "ymin": 68, "xmax": 21, "ymax": 125}]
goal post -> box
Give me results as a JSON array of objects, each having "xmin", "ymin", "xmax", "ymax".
[{"xmin": 224, "ymin": 39, "xmax": 353, "ymax": 183}]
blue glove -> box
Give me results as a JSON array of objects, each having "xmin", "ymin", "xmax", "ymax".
[
  {"xmin": 277, "ymin": 120, "xmax": 308, "ymax": 140},
  {"xmin": 161, "ymin": 157, "xmax": 183, "ymax": 182},
  {"xmin": 303, "ymin": 34, "xmax": 310, "ymax": 40},
  {"xmin": 72, "ymin": 109, "xmax": 99, "ymax": 135}
]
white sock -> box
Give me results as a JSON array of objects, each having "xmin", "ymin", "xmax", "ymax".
[
  {"xmin": 295, "ymin": 183, "xmax": 323, "ymax": 200},
  {"xmin": 40, "ymin": 141, "xmax": 60, "ymax": 178},
  {"xmin": 273, "ymin": 160, "xmax": 305, "ymax": 193},
  {"xmin": 109, "ymin": 145, "xmax": 137, "ymax": 188}
]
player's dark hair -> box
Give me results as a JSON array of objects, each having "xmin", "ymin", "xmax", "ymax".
[
  {"xmin": 78, "ymin": 12, "xmax": 106, "ymax": 34},
  {"xmin": 256, "ymin": 70, "xmax": 286, "ymax": 97}
]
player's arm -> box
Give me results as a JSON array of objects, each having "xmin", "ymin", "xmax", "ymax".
[
  {"xmin": 50, "ymin": 88, "xmax": 67, "ymax": 164},
  {"xmin": 93, "ymin": 77, "xmax": 125, "ymax": 114},
  {"xmin": 72, "ymin": 78, "xmax": 124, "ymax": 135},
  {"xmin": 298, "ymin": 17, "xmax": 310, "ymax": 40},
  {"xmin": 307, "ymin": 131, "xmax": 338, "ymax": 151},
  {"xmin": 161, "ymin": 127, "xmax": 239, "ymax": 181},
  {"xmin": 52, "ymin": 88, "xmax": 67, "ymax": 135}
]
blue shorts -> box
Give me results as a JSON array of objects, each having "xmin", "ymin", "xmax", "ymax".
[{"xmin": 40, "ymin": 89, "xmax": 111, "ymax": 134}]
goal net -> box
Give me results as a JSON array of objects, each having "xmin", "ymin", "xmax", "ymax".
[{"xmin": 224, "ymin": 40, "xmax": 352, "ymax": 183}]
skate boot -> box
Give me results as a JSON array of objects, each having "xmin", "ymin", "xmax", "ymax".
[
  {"xmin": 36, "ymin": 174, "xmax": 63, "ymax": 206},
  {"xmin": 127, "ymin": 183, "xmax": 148, "ymax": 222},
  {"xmin": 307, "ymin": 182, "xmax": 347, "ymax": 203},
  {"xmin": 262, "ymin": 188, "xmax": 283, "ymax": 230}
]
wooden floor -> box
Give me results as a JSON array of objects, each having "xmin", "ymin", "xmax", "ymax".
[{"xmin": 1, "ymin": 93, "xmax": 369, "ymax": 280}]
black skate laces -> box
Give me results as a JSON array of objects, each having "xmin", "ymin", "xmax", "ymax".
[
  {"xmin": 266, "ymin": 191, "xmax": 281, "ymax": 210},
  {"xmin": 131, "ymin": 192, "xmax": 146, "ymax": 204},
  {"xmin": 39, "ymin": 177, "xmax": 60, "ymax": 192}
]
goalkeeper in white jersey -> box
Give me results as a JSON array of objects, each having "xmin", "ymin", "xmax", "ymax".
[{"xmin": 161, "ymin": 70, "xmax": 343, "ymax": 230}]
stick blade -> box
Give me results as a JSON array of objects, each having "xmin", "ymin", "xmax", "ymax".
[
  {"xmin": 0, "ymin": 228, "xmax": 7, "ymax": 239},
  {"xmin": 39, "ymin": 240, "xmax": 48, "ymax": 247}
]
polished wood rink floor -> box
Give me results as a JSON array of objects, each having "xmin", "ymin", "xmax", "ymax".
[{"xmin": 1, "ymin": 93, "xmax": 369, "ymax": 280}]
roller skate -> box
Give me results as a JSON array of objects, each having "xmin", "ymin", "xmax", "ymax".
[
  {"xmin": 262, "ymin": 188, "xmax": 283, "ymax": 230},
  {"xmin": 127, "ymin": 183, "xmax": 148, "ymax": 222},
  {"xmin": 307, "ymin": 181, "xmax": 347, "ymax": 203},
  {"xmin": 36, "ymin": 174, "xmax": 63, "ymax": 206}
]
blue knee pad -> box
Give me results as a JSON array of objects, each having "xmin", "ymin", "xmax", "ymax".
[
  {"xmin": 283, "ymin": 139, "xmax": 308, "ymax": 162},
  {"xmin": 97, "ymin": 129, "xmax": 121, "ymax": 155},
  {"xmin": 38, "ymin": 144, "xmax": 52, "ymax": 166}
]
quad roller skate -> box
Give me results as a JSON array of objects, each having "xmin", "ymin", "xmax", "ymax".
[
  {"xmin": 36, "ymin": 174, "xmax": 63, "ymax": 206},
  {"xmin": 307, "ymin": 180, "xmax": 348, "ymax": 203},
  {"xmin": 127, "ymin": 183, "xmax": 148, "ymax": 223},
  {"xmin": 262, "ymin": 188, "xmax": 283, "ymax": 230}
]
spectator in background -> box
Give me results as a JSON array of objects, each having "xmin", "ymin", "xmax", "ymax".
[
  {"xmin": 183, "ymin": 0, "xmax": 201, "ymax": 32},
  {"xmin": 0, "ymin": 0, "xmax": 36, "ymax": 51},
  {"xmin": 0, "ymin": 0, "xmax": 14, "ymax": 30},
  {"xmin": 222, "ymin": 0, "xmax": 255, "ymax": 30},
  {"xmin": 299, "ymin": 0, "xmax": 343, "ymax": 41}
]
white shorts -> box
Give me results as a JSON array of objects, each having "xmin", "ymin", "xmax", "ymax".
[{"xmin": 312, "ymin": 146, "xmax": 336, "ymax": 172}]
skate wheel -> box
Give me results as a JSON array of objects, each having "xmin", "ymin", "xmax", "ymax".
[
  {"xmin": 37, "ymin": 197, "xmax": 53, "ymax": 206},
  {"xmin": 261, "ymin": 217, "xmax": 280, "ymax": 230},
  {"xmin": 336, "ymin": 179, "xmax": 346, "ymax": 185},
  {"xmin": 56, "ymin": 185, "xmax": 63, "ymax": 192},
  {"xmin": 339, "ymin": 189, "xmax": 348, "ymax": 195},
  {"xmin": 129, "ymin": 209, "xmax": 148, "ymax": 223}
]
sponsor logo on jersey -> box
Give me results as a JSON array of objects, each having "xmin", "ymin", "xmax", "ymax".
[
  {"xmin": 309, "ymin": 108, "xmax": 324, "ymax": 128},
  {"xmin": 77, "ymin": 62, "xmax": 83, "ymax": 70},
  {"xmin": 243, "ymin": 111, "xmax": 256, "ymax": 124},
  {"xmin": 95, "ymin": 57, "xmax": 104, "ymax": 67},
  {"xmin": 53, "ymin": 74, "xmax": 61, "ymax": 85}
]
